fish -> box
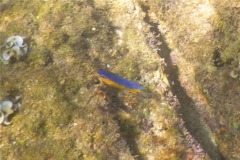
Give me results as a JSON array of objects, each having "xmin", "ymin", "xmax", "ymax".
[{"xmin": 97, "ymin": 70, "xmax": 144, "ymax": 93}]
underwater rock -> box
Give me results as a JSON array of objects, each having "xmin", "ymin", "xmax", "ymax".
[
  {"xmin": 0, "ymin": 98, "xmax": 21, "ymax": 125},
  {"xmin": 0, "ymin": 35, "xmax": 28, "ymax": 64}
]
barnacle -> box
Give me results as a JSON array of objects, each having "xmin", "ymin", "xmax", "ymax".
[{"xmin": 0, "ymin": 35, "xmax": 28, "ymax": 64}]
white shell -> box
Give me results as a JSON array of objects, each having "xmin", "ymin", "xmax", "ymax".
[
  {"xmin": 230, "ymin": 70, "xmax": 238, "ymax": 78},
  {"xmin": 3, "ymin": 120, "xmax": 12, "ymax": 125},
  {"xmin": 6, "ymin": 36, "xmax": 24, "ymax": 47},
  {"xmin": 3, "ymin": 115, "xmax": 11, "ymax": 125},
  {"xmin": 0, "ymin": 100, "xmax": 14, "ymax": 115},
  {"xmin": 11, "ymin": 45, "xmax": 22, "ymax": 56},
  {"xmin": 2, "ymin": 50, "xmax": 14, "ymax": 60},
  {"xmin": 2, "ymin": 52, "xmax": 12, "ymax": 60}
]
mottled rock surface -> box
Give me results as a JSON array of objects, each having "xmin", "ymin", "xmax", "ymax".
[{"xmin": 0, "ymin": 0, "xmax": 239, "ymax": 160}]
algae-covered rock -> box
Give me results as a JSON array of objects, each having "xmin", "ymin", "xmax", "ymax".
[
  {"xmin": 2, "ymin": 0, "xmax": 238, "ymax": 159},
  {"xmin": 144, "ymin": 0, "xmax": 240, "ymax": 159}
]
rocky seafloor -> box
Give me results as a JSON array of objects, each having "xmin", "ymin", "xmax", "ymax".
[{"xmin": 0, "ymin": 0, "xmax": 239, "ymax": 160}]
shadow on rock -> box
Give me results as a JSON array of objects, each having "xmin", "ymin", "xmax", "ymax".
[{"xmin": 139, "ymin": 3, "xmax": 226, "ymax": 160}]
